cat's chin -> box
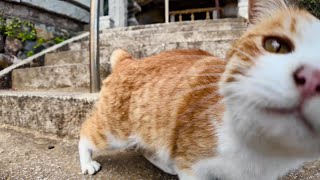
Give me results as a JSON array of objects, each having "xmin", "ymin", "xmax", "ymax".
[
  {"xmin": 262, "ymin": 106, "xmax": 315, "ymax": 133},
  {"xmin": 260, "ymin": 97, "xmax": 320, "ymax": 134}
]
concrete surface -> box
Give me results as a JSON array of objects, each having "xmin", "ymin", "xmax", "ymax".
[
  {"xmin": 1, "ymin": 125, "xmax": 320, "ymax": 180},
  {"xmin": 0, "ymin": 91, "xmax": 97, "ymax": 137},
  {"xmin": 0, "ymin": 126, "xmax": 177, "ymax": 180},
  {"xmin": 12, "ymin": 64, "xmax": 110, "ymax": 92}
]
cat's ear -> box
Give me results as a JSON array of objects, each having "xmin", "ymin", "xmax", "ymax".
[{"xmin": 248, "ymin": 0, "xmax": 289, "ymax": 25}]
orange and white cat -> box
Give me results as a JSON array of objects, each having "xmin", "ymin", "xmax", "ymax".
[{"xmin": 79, "ymin": 0, "xmax": 320, "ymax": 179}]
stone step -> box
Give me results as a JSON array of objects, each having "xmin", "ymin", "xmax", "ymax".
[
  {"xmin": 0, "ymin": 91, "xmax": 97, "ymax": 137},
  {"xmin": 67, "ymin": 29, "xmax": 245, "ymax": 51},
  {"xmin": 45, "ymin": 39, "xmax": 234, "ymax": 66},
  {"xmin": 11, "ymin": 64, "xmax": 110, "ymax": 92},
  {"xmin": 45, "ymin": 48, "xmax": 109, "ymax": 66},
  {"xmin": 61, "ymin": 19, "xmax": 246, "ymax": 52},
  {"xmin": 101, "ymin": 22, "xmax": 246, "ymax": 37},
  {"xmin": 100, "ymin": 29, "xmax": 245, "ymax": 46},
  {"xmin": 18, "ymin": 40, "xmax": 233, "ymax": 92},
  {"xmin": 103, "ymin": 18, "xmax": 246, "ymax": 33}
]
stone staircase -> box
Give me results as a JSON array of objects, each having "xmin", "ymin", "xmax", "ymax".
[
  {"xmin": 11, "ymin": 18, "xmax": 246, "ymax": 92},
  {"xmin": 0, "ymin": 19, "xmax": 318, "ymax": 179}
]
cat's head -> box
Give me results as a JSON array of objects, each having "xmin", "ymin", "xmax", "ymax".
[{"xmin": 220, "ymin": 0, "xmax": 320, "ymax": 156}]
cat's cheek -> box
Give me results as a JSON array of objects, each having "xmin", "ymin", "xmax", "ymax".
[{"xmin": 303, "ymin": 97, "xmax": 320, "ymax": 131}]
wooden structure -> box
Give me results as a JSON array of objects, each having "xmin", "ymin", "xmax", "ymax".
[{"xmin": 168, "ymin": 0, "xmax": 223, "ymax": 22}]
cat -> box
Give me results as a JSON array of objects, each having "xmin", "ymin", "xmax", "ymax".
[{"xmin": 78, "ymin": 0, "xmax": 320, "ymax": 179}]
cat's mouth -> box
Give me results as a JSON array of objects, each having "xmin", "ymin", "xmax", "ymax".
[{"xmin": 264, "ymin": 106, "xmax": 315, "ymax": 133}]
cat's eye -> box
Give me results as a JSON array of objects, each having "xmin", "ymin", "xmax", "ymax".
[{"xmin": 263, "ymin": 37, "xmax": 293, "ymax": 54}]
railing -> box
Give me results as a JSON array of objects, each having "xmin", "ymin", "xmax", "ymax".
[
  {"xmin": 169, "ymin": 7, "xmax": 223, "ymax": 22},
  {"xmin": 90, "ymin": 0, "xmax": 101, "ymax": 93}
]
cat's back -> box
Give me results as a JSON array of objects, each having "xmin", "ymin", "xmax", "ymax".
[{"xmin": 98, "ymin": 49, "xmax": 225, "ymax": 164}]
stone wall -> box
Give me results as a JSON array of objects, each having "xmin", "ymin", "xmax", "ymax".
[{"xmin": 0, "ymin": 1, "xmax": 87, "ymax": 32}]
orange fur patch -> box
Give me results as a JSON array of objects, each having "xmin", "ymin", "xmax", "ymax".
[{"xmin": 80, "ymin": 49, "xmax": 225, "ymax": 170}]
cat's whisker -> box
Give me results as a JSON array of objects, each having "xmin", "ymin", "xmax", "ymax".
[{"xmin": 245, "ymin": 78, "xmax": 286, "ymax": 97}]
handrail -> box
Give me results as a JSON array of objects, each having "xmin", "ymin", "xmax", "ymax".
[
  {"xmin": 170, "ymin": 7, "xmax": 223, "ymax": 15},
  {"xmin": 0, "ymin": 32, "xmax": 89, "ymax": 79},
  {"xmin": 89, "ymin": 0, "xmax": 101, "ymax": 93}
]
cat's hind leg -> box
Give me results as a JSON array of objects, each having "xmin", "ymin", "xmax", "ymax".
[{"xmin": 140, "ymin": 149, "xmax": 177, "ymax": 175}]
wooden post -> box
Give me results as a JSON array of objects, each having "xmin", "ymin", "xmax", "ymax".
[
  {"xmin": 191, "ymin": 13, "xmax": 195, "ymax": 21},
  {"xmin": 206, "ymin": 11, "xmax": 210, "ymax": 20}
]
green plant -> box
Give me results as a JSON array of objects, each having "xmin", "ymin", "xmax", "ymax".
[
  {"xmin": 54, "ymin": 37, "xmax": 65, "ymax": 44},
  {"xmin": 5, "ymin": 18, "xmax": 36, "ymax": 42},
  {"xmin": 33, "ymin": 37, "xmax": 46, "ymax": 50},
  {"xmin": 299, "ymin": 0, "xmax": 320, "ymax": 19},
  {"xmin": 0, "ymin": 17, "xmax": 5, "ymax": 33},
  {"xmin": 37, "ymin": 38, "xmax": 46, "ymax": 44},
  {"xmin": 27, "ymin": 50, "xmax": 34, "ymax": 57}
]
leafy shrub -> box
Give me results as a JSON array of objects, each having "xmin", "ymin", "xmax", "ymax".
[
  {"xmin": 0, "ymin": 17, "xmax": 5, "ymax": 33},
  {"xmin": 54, "ymin": 37, "xmax": 65, "ymax": 44},
  {"xmin": 299, "ymin": 0, "xmax": 320, "ymax": 19},
  {"xmin": 5, "ymin": 18, "xmax": 36, "ymax": 42},
  {"xmin": 27, "ymin": 50, "xmax": 34, "ymax": 57}
]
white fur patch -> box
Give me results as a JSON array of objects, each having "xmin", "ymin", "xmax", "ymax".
[
  {"xmin": 213, "ymin": 8, "xmax": 320, "ymax": 180},
  {"xmin": 78, "ymin": 137, "xmax": 101, "ymax": 175}
]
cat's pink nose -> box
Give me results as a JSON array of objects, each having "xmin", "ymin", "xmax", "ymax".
[{"xmin": 294, "ymin": 65, "xmax": 320, "ymax": 98}]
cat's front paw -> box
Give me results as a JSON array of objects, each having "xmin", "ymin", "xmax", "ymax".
[{"xmin": 81, "ymin": 161, "xmax": 101, "ymax": 175}]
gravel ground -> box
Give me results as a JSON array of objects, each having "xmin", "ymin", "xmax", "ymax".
[{"xmin": 1, "ymin": 127, "xmax": 320, "ymax": 180}]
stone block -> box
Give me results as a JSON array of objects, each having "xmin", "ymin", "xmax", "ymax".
[
  {"xmin": 12, "ymin": 64, "xmax": 110, "ymax": 92},
  {"xmin": 0, "ymin": 91, "xmax": 97, "ymax": 137}
]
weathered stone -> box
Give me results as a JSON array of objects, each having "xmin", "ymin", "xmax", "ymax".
[
  {"xmin": 0, "ymin": 73, "xmax": 11, "ymax": 89},
  {"xmin": 19, "ymin": 0, "xmax": 90, "ymax": 23},
  {"xmin": 17, "ymin": 51, "xmax": 28, "ymax": 60},
  {"xmin": 5, "ymin": 37, "xmax": 23, "ymax": 55},
  {"xmin": 12, "ymin": 64, "xmax": 110, "ymax": 92},
  {"xmin": 35, "ymin": 24, "xmax": 54, "ymax": 41},
  {"xmin": 0, "ymin": 91, "xmax": 97, "ymax": 137},
  {"xmin": 0, "ymin": 54, "xmax": 11, "ymax": 68},
  {"xmin": 30, "ymin": 56, "xmax": 45, "ymax": 67},
  {"xmin": 109, "ymin": 0, "xmax": 128, "ymax": 27},
  {"xmin": 0, "ymin": 34, "xmax": 5, "ymax": 53},
  {"xmin": 0, "ymin": 1, "xmax": 84, "ymax": 32},
  {"xmin": 22, "ymin": 40, "xmax": 37, "ymax": 52}
]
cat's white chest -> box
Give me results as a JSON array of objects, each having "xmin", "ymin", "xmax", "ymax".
[{"xmin": 192, "ymin": 119, "xmax": 310, "ymax": 180}]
